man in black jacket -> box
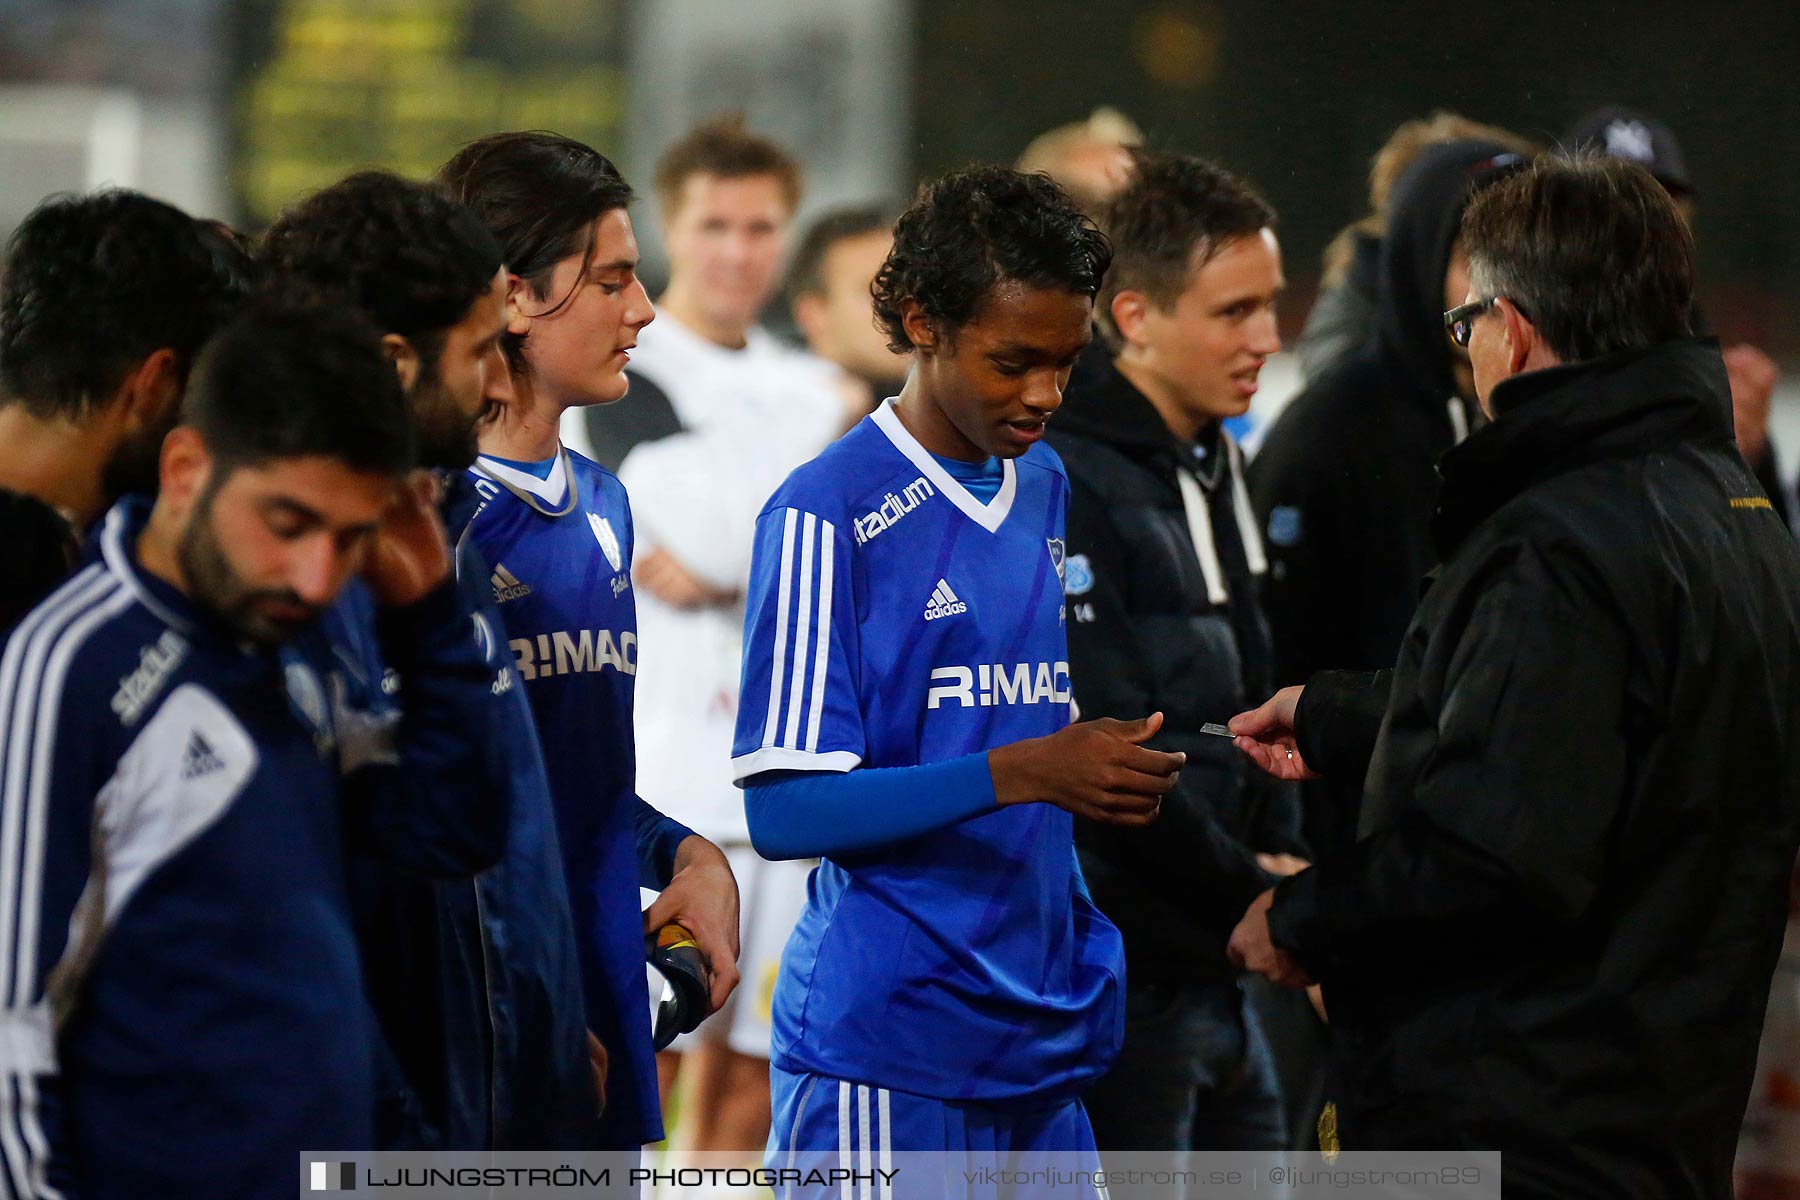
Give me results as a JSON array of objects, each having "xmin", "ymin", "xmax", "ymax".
[
  {"xmin": 1050, "ymin": 150, "xmax": 1305, "ymax": 1159},
  {"xmin": 1249, "ymin": 139, "xmax": 1527, "ymax": 855},
  {"xmin": 1228, "ymin": 154, "xmax": 1800, "ymax": 1198}
]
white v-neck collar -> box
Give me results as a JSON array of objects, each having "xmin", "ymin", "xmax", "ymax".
[
  {"xmin": 871, "ymin": 400, "xmax": 1017, "ymax": 533},
  {"xmin": 473, "ymin": 447, "xmax": 576, "ymax": 516}
]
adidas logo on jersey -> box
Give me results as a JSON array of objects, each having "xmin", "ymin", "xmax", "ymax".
[
  {"xmin": 922, "ymin": 579, "xmax": 967, "ymax": 621},
  {"xmin": 181, "ymin": 730, "xmax": 225, "ymax": 779},
  {"xmin": 491, "ymin": 563, "xmax": 532, "ymax": 603}
]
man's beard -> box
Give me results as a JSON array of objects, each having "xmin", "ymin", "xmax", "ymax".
[
  {"xmin": 177, "ymin": 481, "xmax": 319, "ymax": 647},
  {"xmin": 410, "ymin": 358, "xmax": 484, "ymax": 470}
]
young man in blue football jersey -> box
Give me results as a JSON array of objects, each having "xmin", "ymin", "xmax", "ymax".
[
  {"xmin": 732, "ymin": 167, "xmax": 1186, "ymax": 1178},
  {"xmin": 439, "ymin": 133, "xmax": 742, "ymax": 1150}
]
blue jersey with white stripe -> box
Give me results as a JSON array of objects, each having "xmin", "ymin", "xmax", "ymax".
[
  {"xmin": 466, "ymin": 448, "xmax": 690, "ymax": 1148},
  {"xmin": 732, "ymin": 403, "xmax": 1125, "ymax": 1104},
  {"xmin": 0, "ymin": 498, "xmax": 504, "ymax": 1199}
]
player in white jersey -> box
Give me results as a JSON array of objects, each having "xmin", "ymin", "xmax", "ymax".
[{"xmin": 562, "ymin": 117, "xmax": 852, "ymax": 1158}]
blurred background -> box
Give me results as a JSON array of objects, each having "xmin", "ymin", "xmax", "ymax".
[
  {"xmin": 0, "ymin": 0, "xmax": 1792, "ymax": 394},
  {"xmin": 3, "ymin": 0, "xmax": 1800, "ymax": 1186}
]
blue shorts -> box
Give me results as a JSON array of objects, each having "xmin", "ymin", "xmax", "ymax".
[{"xmin": 767, "ymin": 1064, "xmax": 1104, "ymax": 1199}]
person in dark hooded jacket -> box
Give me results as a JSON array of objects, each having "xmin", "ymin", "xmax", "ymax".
[
  {"xmin": 1049, "ymin": 151, "xmax": 1305, "ymax": 1161},
  {"xmin": 1248, "ymin": 138, "xmax": 1527, "ymax": 854},
  {"xmin": 1228, "ymin": 154, "xmax": 1800, "ymax": 1199},
  {"xmin": 1295, "ymin": 113, "xmax": 1536, "ymax": 384}
]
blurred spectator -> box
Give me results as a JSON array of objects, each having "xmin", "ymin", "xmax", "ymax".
[
  {"xmin": 1049, "ymin": 149, "xmax": 1301, "ymax": 1178},
  {"xmin": 1563, "ymin": 105, "xmax": 1694, "ymax": 214},
  {"xmin": 787, "ymin": 204, "xmax": 911, "ymax": 412},
  {"xmin": 0, "ymin": 190, "xmax": 248, "ymax": 529},
  {"xmin": 1565, "ymin": 104, "xmax": 1791, "ymax": 525},
  {"xmin": 1296, "ymin": 112, "xmax": 1537, "ymax": 381},
  {"xmin": 582, "ymin": 115, "xmax": 845, "ymax": 1157},
  {"xmin": 1017, "ymin": 107, "xmax": 1144, "ymax": 217},
  {"xmin": 1250, "ymin": 139, "xmax": 1525, "ymax": 857}
]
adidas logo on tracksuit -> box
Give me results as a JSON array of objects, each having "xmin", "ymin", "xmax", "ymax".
[
  {"xmin": 181, "ymin": 731, "xmax": 225, "ymax": 779},
  {"xmin": 923, "ymin": 579, "xmax": 967, "ymax": 621},
  {"xmin": 491, "ymin": 564, "xmax": 532, "ymax": 604}
]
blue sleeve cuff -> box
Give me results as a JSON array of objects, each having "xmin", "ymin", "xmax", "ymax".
[
  {"xmin": 745, "ymin": 751, "xmax": 997, "ymax": 860},
  {"xmin": 633, "ymin": 797, "xmax": 695, "ymax": 889}
]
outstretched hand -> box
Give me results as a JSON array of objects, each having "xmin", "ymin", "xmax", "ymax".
[{"xmin": 1229, "ymin": 686, "xmax": 1320, "ymax": 781}]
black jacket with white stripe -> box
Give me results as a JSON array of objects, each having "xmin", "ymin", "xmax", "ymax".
[{"xmin": 1049, "ymin": 344, "xmax": 1305, "ymax": 985}]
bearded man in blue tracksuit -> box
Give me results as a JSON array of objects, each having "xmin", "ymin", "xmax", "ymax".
[{"xmin": 0, "ymin": 303, "xmax": 507, "ymax": 1199}]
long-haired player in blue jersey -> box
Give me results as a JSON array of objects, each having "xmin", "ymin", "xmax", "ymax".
[
  {"xmin": 438, "ymin": 133, "xmax": 742, "ymax": 1150},
  {"xmin": 733, "ymin": 167, "xmax": 1186, "ymax": 1189}
]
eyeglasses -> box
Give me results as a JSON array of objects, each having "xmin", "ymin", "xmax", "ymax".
[{"xmin": 1443, "ymin": 297, "xmax": 1498, "ymax": 348}]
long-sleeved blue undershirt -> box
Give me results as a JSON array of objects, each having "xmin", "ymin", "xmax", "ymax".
[{"xmin": 744, "ymin": 752, "xmax": 998, "ymax": 860}]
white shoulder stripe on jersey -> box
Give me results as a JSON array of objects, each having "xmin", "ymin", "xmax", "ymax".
[
  {"xmin": 762, "ymin": 509, "xmax": 800, "ymax": 751},
  {"xmin": 764, "ymin": 509, "xmax": 839, "ymax": 757},
  {"xmin": 0, "ymin": 567, "xmax": 108, "ymax": 1200},
  {"xmin": 781, "ymin": 512, "xmax": 817, "ymax": 750},
  {"xmin": 0, "ymin": 568, "xmax": 117, "ymax": 1010},
  {"xmin": 17, "ymin": 584, "xmax": 136, "ymax": 1009},
  {"xmin": 804, "ymin": 520, "xmax": 835, "ymax": 754},
  {"xmin": 15, "ymin": 582, "xmax": 134, "ymax": 1200},
  {"xmin": 0, "ymin": 566, "xmax": 127, "ymax": 1200}
]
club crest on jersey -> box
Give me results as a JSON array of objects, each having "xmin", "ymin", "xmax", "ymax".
[
  {"xmin": 1046, "ymin": 538, "xmax": 1066, "ymax": 587},
  {"xmin": 588, "ymin": 513, "xmax": 623, "ymax": 571}
]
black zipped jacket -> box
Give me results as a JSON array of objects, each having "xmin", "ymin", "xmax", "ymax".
[
  {"xmin": 1268, "ymin": 338, "xmax": 1800, "ymax": 1198},
  {"xmin": 1049, "ymin": 345, "xmax": 1304, "ymax": 984}
]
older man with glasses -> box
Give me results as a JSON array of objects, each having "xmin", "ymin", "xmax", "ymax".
[{"xmin": 1229, "ymin": 153, "xmax": 1800, "ymax": 1199}]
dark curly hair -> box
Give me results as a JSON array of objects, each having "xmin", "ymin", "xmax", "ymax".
[
  {"xmin": 872, "ymin": 166, "xmax": 1111, "ymax": 353},
  {"xmin": 437, "ymin": 132, "xmax": 634, "ymax": 373},
  {"xmin": 0, "ymin": 190, "xmax": 249, "ymax": 419},
  {"xmin": 255, "ymin": 171, "xmax": 502, "ymax": 364}
]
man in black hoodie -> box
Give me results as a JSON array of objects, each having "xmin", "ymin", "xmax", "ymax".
[
  {"xmin": 1249, "ymin": 139, "xmax": 1527, "ymax": 854},
  {"xmin": 1229, "ymin": 154, "xmax": 1800, "ymax": 1198},
  {"xmin": 1049, "ymin": 150, "xmax": 1305, "ymax": 1160}
]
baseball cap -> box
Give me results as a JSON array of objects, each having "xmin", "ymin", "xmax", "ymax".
[{"xmin": 1563, "ymin": 105, "xmax": 1694, "ymax": 197}]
